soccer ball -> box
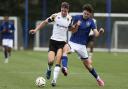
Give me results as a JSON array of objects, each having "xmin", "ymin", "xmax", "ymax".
[{"xmin": 35, "ymin": 77, "xmax": 46, "ymax": 87}]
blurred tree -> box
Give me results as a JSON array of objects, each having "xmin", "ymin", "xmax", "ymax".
[{"xmin": 0, "ymin": 0, "xmax": 128, "ymax": 17}]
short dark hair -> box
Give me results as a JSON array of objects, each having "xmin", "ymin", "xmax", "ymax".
[
  {"xmin": 61, "ymin": 2, "xmax": 69, "ymax": 9},
  {"xmin": 82, "ymin": 4, "xmax": 94, "ymax": 13}
]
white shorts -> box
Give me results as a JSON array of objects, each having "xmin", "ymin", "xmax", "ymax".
[
  {"xmin": 2, "ymin": 39, "xmax": 13, "ymax": 48},
  {"xmin": 68, "ymin": 41, "xmax": 88, "ymax": 59}
]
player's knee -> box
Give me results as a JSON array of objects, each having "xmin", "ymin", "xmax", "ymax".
[
  {"xmin": 63, "ymin": 44, "xmax": 70, "ymax": 53},
  {"xmin": 85, "ymin": 59, "xmax": 92, "ymax": 64},
  {"xmin": 63, "ymin": 46, "xmax": 67, "ymax": 51},
  {"xmin": 88, "ymin": 59, "xmax": 92, "ymax": 64},
  {"xmin": 48, "ymin": 59, "xmax": 54, "ymax": 65},
  {"xmin": 84, "ymin": 59, "xmax": 92, "ymax": 67}
]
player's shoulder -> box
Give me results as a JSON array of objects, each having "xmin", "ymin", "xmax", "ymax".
[
  {"xmin": 73, "ymin": 15, "xmax": 82, "ymax": 18},
  {"xmin": 92, "ymin": 18, "xmax": 96, "ymax": 22},
  {"xmin": 66, "ymin": 14, "xmax": 72, "ymax": 21},
  {"xmin": 88, "ymin": 18, "xmax": 95, "ymax": 23},
  {"xmin": 92, "ymin": 18, "xmax": 96, "ymax": 23},
  {"xmin": 48, "ymin": 13, "xmax": 58, "ymax": 21},
  {"xmin": 72, "ymin": 15, "xmax": 82, "ymax": 20},
  {"xmin": 50, "ymin": 13, "xmax": 58, "ymax": 18}
]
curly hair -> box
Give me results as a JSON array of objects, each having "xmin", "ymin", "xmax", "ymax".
[{"xmin": 82, "ymin": 4, "xmax": 94, "ymax": 13}]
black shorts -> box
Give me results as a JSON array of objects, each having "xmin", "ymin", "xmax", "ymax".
[{"xmin": 49, "ymin": 39, "xmax": 66, "ymax": 54}]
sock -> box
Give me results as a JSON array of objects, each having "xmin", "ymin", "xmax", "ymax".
[
  {"xmin": 4, "ymin": 50, "xmax": 8, "ymax": 59},
  {"xmin": 62, "ymin": 56, "xmax": 68, "ymax": 68},
  {"xmin": 53, "ymin": 64, "xmax": 61, "ymax": 82},
  {"xmin": 89, "ymin": 68, "xmax": 99, "ymax": 80},
  {"xmin": 47, "ymin": 63, "xmax": 53, "ymax": 70}
]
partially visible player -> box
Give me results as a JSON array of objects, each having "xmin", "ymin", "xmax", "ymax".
[
  {"xmin": 87, "ymin": 15, "xmax": 104, "ymax": 60},
  {"xmin": 0, "ymin": 16, "xmax": 15, "ymax": 63},
  {"xmin": 87, "ymin": 17, "xmax": 96, "ymax": 60},
  {"xmin": 61, "ymin": 4, "xmax": 105, "ymax": 86},
  {"xmin": 30, "ymin": 2, "xmax": 72, "ymax": 86}
]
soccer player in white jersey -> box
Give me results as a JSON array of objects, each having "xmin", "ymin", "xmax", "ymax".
[
  {"xmin": 61, "ymin": 4, "xmax": 105, "ymax": 86},
  {"xmin": 30, "ymin": 2, "xmax": 72, "ymax": 86},
  {"xmin": 0, "ymin": 16, "xmax": 15, "ymax": 63}
]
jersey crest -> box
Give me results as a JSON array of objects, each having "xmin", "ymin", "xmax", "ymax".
[{"xmin": 86, "ymin": 21, "xmax": 91, "ymax": 27}]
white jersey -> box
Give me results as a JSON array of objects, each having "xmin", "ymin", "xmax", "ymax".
[
  {"xmin": 49, "ymin": 12, "xmax": 72, "ymax": 41},
  {"xmin": 89, "ymin": 18, "xmax": 97, "ymax": 36}
]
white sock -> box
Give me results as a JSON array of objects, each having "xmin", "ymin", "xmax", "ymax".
[
  {"xmin": 63, "ymin": 53, "xmax": 67, "ymax": 56},
  {"xmin": 53, "ymin": 66, "xmax": 61, "ymax": 82},
  {"xmin": 89, "ymin": 52, "xmax": 93, "ymax": 59},
  {"xmin": 96, "ymin": 76, "xmax": 100, "ymax": 80}
]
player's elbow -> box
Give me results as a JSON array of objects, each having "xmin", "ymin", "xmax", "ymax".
[
  {"xmin": 93, "ymin": 29, "xmax": 100, "ymax": 37},
  {"xmin": 94, "ymin": 33, "xmax": 99, "ymax": 37},
  {"xmin": 43, "ymin": 20, "xmax": 48, "ymax": 24}
]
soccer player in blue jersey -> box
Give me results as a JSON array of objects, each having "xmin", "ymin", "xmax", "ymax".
[
  {"xmin": 0, "ymin": 16, "xmax": 15, "ymax": 63},
  {"xmin": 61, "ymin": 4, "xmax": 105, "ymax": 86}
]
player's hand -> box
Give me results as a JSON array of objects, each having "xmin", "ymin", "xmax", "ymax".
[
  {"xmin": 2, "ymin": 29, "xmax": 7, "ymax": 32},
  {"xmin": 9, "ymin": 30, "xmax": 13, "ymax": 33},
  {"xmin": 76, "ymin": 20, "xmax": 81, "ymax": 26},
  {"xmin": 29, "ymin": 29, "xmax": 36, "ymax": 34},
  {"xmin": 99, "ymin": 28, "xmax": 104, "ymax": 34}
]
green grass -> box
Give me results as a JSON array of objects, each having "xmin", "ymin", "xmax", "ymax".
[{"xmin": 0, "ymin": 51, "xmax": 128, "ymax": 89}]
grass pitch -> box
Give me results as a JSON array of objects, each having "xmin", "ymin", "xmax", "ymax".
[{"xmin": 0, "ymin": 51, "xmax": 128, "ymax": 89}]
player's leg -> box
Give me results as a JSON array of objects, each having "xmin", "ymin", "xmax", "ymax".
[
  {"xmin": 46, "ymin": 39, "xmax": 56, "ymax": 79},
  {"xmin": 6, "ymin": 39, "xmax": 13, "ymax": 63},
  {"xmin": 61, "ymin": 44, "xmax": 71, "ymax": 76},
  {"xmin": 76, "ymin": 45, "xmax": 104, "ymax": 86},
  {"xmin": 83, "ymin": 59, "xmax": 104, "ymax": 86},
  {"xmin": 2, "ymin": 39, "xmax": 9, "ymax": 63},
  {"xmin": 51, "ymin": 48, "xmax": 63, "ymax": 86},
  {"xmin": 8, "ymin": 47, "xmax": 12, "ymax": 57},
  {"xmin": 8, "ymin": 39, "xmax": 13, "ymax": 57},
  {"xmin": 46, "ymin": 51, "xmax": 55, "ymax": 80},
  {"xmin": 88, "ymin": 35, "xmax": 94, "ymax": 60},
  {"xmin": 3, "ymin": 46, "xmax": 9, "ymax": 63}
]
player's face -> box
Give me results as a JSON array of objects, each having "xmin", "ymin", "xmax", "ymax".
[
  {"xmin": 61, "ymin": 7, "xmax": 69, "ymax": 17},
  {"xmin": 4, "ymin": 16, "xmax": 9, "ymax": 21},
  {"xmin": 83, "ymin": 10, "xmax": 91, "ymax": 19}
]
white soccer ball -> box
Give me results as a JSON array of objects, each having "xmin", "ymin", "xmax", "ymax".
[{"xmin": 35, "ymin": 77, "xmax": 46, "ymax": 87}]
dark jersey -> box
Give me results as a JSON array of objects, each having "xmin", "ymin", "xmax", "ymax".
[
  {"xmin": 0, "ymin": 21, "xmax": 15, "ymax": 39},
  {"xmin": 70, "ymin": 15, "xmax": 96, "ymax": 45}
]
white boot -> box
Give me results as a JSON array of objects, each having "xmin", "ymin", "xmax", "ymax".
[{"xmin": 4, "ymin": 58, "xmax": 8, "ymax": 63}]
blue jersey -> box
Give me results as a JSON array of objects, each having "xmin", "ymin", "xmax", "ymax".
[
  {"xmin": 0, "ymin": 21, "xmax": 15, "ymax": 39},
  {"xmin": 70, "ymin": 15, "xmax": 96, "ymax": 45}
]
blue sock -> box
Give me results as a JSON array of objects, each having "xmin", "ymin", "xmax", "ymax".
[
  {"xmin": 62, "ymin": 56, "xmax": 68, "ymax": 68},
  {"xmin": 89, "ymin": 68, "xmax": 98, "ymax": 79}
]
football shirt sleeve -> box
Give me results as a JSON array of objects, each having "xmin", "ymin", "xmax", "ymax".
[{"xmin": 47, "ymin": 13, "xmax": 57, "ymax": 23}]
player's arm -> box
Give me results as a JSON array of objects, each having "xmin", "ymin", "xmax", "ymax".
[
  {"xmin": 0, "ymin": 24, "xmax": 6, "ymax": 33},
  {"xmin": 93, "ymin": 28, "xmax": 104, "ymax": 37},
  {"xmin": 69, "ymin": 20, "xmax": 81, "ymax": 33},
  {"xmin": 91, "ymin": 19, "xmax": 104, "ymax": 37},
  {"xmin": 1, "ymin": 28, "xmax": 8, "ymax": 33},
  {"xmin": 99, "ymin": 27, "xmax": 104, "ymax": 34},
  {"xmin": 29, "ymin": 14, "xmax": 56, "ymax": 34},
  {"xmin": 29, "ymin": 19, "xmax": 48, "ymax": 34},
  {"xmin": 9, "ymin": 23, "xmax": 15, "ymax": 33}
]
